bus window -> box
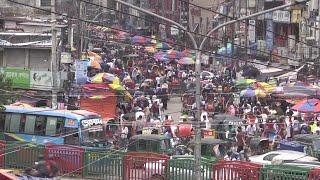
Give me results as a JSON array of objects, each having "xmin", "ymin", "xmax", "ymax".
[
  {"xmin": 19, "ymin": 115, "xmax": 26, "ymax": 133},
  {"xmin": 4, "ymin": 114, "xmax": 10, "ymax": 132},
  {"xmin": 0, "ymin": 113, "xmax": 5, "ymax": 131},
  {"xmin": 64, "ymin": 128, "xmax": 79, "ymax": 145},
  {"xmin": 56, "ymin": 118, "xmax": 64, "ymax": 135},
  {"xmin": 9, "ymin": 114, "xmax": 21, "ymax": 133},
  {"xmin": 46, "ymin": 117, "xmax": 57, "ymax": 136},
  {"xmin": 35, "ymin": 116, "xmax": 46, "ymax": 136},
  {"xmin": 24, "ymin": 115, "xmax": 36, "ymax": 134}
]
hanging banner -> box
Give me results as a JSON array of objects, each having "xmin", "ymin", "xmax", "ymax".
[
  {"xmin": 30, "ymin": 70, "xmax": 53, "ymax": 90},
  {"xmin": 248, "ymin": 0, "xmax": 256, "ymax": 8},
  {"xmin": 266, "ymin": 20, "xmax": 274, "ymax": 52},
  {"xmin": 248, "ymin": 20, "xmax": 256, "ymax": 43},
  {"xmin": 75, "ymin": 60, "xmax": 89, "ymax": 84},
  {"xmin": 291, "ymin": 10, "xmax": 302, "ymax": 23},
  {"xmin": 3, "ymin": 67, "xmax": 30, "ymax": 88}
]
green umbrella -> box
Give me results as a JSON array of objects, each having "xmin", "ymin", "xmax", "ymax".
[{"xmin": 236, "ymin": 79, "xmax": 256, "ymax": 87}]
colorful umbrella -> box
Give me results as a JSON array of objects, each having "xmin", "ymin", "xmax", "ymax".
[
  {"xmin": 89, "ymin": 59, "xmax": 101, "ymax": 69},
  {"xmin": 108, "ymin": 83, "xmax": 126, "ymax": 91},
  {"xmin": 91, "ymin": 73, "xmax": 118, "ymax": 84},
  {"xmin": 272, "ymin": 86, "xmax": 284, "ymax": 94},
  {"xmin": 102, "ymin": 73, "xmax": 119, "ymax": 84},
  {"xmin": 132, "ymin": 35, "xmax": 150, "ymax": 44},
  {"xmin": 291, "ymin": 99, "xmax": 320, "ymax": 113},
  {"xmin": 145, "ymin": 46, "xmax": 157, "ymax": 53},
  {"xmin": 240, "ymin": 88, "xmax": 256, "ymax": 97},
  {"xmin": 236, "ymin": 79, "xmax": 256, "ymax": 87},
  {"xmin": 240, "ymin": 88, "xmax": 267, "ymax": 98},
  {"xmin": 254, "ymin": 82, "xmax": 274, "ymax": 92},
  {"xmin": 178, "ymin": 57, "xmax": 195, "ymax": 65},
  {"xmin": 166, "ymin": 50, "xmax": 184, "ymax": 59},
  {"xmin": 156, "ymin": 42, "xmax": 171, "ymax": 50},
  {"xmin": 90, "ymin": 73, "xmax": 105, "ymax": 83}
]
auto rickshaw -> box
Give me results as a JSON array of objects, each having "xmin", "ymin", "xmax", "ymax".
[
  {"xmin": 128, "ymin": 134, "xmax": 173, "ymax": 155},
  {"xmin": 292, "ymin": 134, "xmax": 320, "ymax": 159},
  {"xmin": 189, "ymin": 138, "xmax": 230, "ymax": 161}
]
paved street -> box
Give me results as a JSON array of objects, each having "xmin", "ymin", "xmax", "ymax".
[{"xmin": 164, "ymin": 96, "xmax": 182, "ymax": 122}]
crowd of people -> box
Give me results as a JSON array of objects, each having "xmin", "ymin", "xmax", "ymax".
[{"xmin": 84, "ymin": 43, "xmax": 320, "ymax": 158}]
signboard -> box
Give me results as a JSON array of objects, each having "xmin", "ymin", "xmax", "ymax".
[
  {"xmin": 75, "ymin": 60, "xmax": 88, "ymax": 84},
  {"xmin": 30, "ymin": 70, "xmax": 53, "ymax": 90},
  {"xmin": 273, "ymin": 11, "xmax": 291, "ymax": 23},
  {"xmin": 265, "ymin": 12, "xmax": 273, "ymax": 20},
  {"xmin": 81, "ymin": 118, "xmax": 103, "ymax": 128},
  {"xmin": 248, "ymin": 20, "xmax": 256, "ymax": 43},
  {"xmin": 4, "ymin": 67, "xmax": 30, "ymax": 88},
  {"xmin": 291, "ymin": 10, "xmax": 302, "ymax": 23},
  {"xmin": 248, "ymin": 0, "xmax": 256, "ymax": 8},
  {"xmin": 266, "ymin": 20, "xmax": 274, "ymax": 52},
  {"xmin": 65, "ymin": 119, "xmax": 78, "ymax": 128},
  {"xmin": 170, "ymin": 26, "xmax": 179, "ymax": 35},
  {"xmin": 61, "ymin": 52, "xmax": 72, "ymax": 63}
]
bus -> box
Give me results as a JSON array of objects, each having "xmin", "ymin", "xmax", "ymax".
[{"xmin": 0, "ymin": 106, "xmax": 108, "ymax": 148}]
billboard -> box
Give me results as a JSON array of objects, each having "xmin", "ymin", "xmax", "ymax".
[{"xmin": 266, "ymin": 20, "xmax": 274, "ymax": 52}]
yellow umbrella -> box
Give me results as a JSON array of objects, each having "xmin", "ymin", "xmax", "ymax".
[
  {"xmin": 145, "ymin": 46, "xmax": 157, "ymax": 53},
  {"xmin": 91, "ymin": 73, "xmax": 105, "ymax": 83},
  {"xmin": 124, "ymin": 91, "xmax": 133, "ymax": 102},
  {"xmin": 255, "ymin": 82, "xmax": 275, "ymax": 93},
  {"xmin": 109, "ymin": 83, "xmax": 125, "ymax": 91},
  {"xmin": 90, "ymin": 59, "xmax": 101, "ymax": 69},
  {"xmin": 255, "ymin": 88, "xmax": 267, "ymax": 98},
  {"xmin": 112, "ymin": 77, "xmax": 121, "ymax": 85}
]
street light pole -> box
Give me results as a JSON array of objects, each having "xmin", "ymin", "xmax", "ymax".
[{"xmin": 113, "ymin": 1, "xmax": 308, "ymax": 179}]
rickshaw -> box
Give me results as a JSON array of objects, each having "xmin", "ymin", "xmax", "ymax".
[
  {"xmin": 292, "ymin": 134, "xmax": 320, "ymax": 159},
  {"xmin": 128, "ymin": 134, "xmax": 173, "ymax": 155},
  {"xmin": 247, "ymin": 137, "xmax": 269, "ymax": 156},
  {"xmin": 189, "ymin": 138, "xmax": 230, "ymax": 161},
  {"xmin": 181, "ymin": 94, "xmax": 195, "ymax": 112}
]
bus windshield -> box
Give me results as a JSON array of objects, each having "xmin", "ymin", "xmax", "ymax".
[{"xmin": 81, "ymin": 118, "xmax": 107, "ymax": 147}]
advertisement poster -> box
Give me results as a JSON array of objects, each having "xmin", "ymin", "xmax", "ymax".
[
  {"xmin": 4, "ymin": 67, "xmax": 30, "ymax": 88},
  {"xmin": 266, "ymin": 20, "xmax": 274, "ymax": 52},
  {"xmin": 248, "ymin": 20, "xmax": 256, "ymax": 43},
  {"xmin": 75, "ymin": 60, "xmax": 89, "ymax": 84},
  {"xmin": 30, "ymin": 70, "xmax": 53, "ymax": 90}
]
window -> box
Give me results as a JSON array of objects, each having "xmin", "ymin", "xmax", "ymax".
[
  {"xmin": 40, "ymin": 0, "xmax": 51, "ymax": 6},
  {"xmin": 64, "ymin": 127, "xmax": 79, "ymax": 145},
  {"xmin": 19, "ymin": 115, "xmax": 26, "ymax": 133},
  {"xmin": 138, "ymin": 140, "xmax": 147, "ymax": 151},
  {"xmin": 35, "ymin": 116, "xmax": 46, "ymax": 136},
  {"xmin": 0, "ymin": 113, "xmax": 5, "ymax": 131},
  {"xmin": 263, "ymin": 153, "xmax": 280, "ymax": 161},
  {"xmin": 46, "ymin": 117, "xmax": 57, "ymax": 136},
  {"xmin": 9, "ymin": 114, "xmax": 21, "ymax": 133},
  {"xmin": 24, "ymin": 115, "xmax": 36, "ymax": 134}
]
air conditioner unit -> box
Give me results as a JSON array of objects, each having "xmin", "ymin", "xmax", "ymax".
[
  {"xmin": 304, "ymin": 46, "xmax": 310, "ymax": 58},
  {"xmin": 306, "ymin": 36, "xmax": 316, "ymax": 41},
  {"xmin": 312, "ymin": 47, "xmax": 319, "ymax": 59}
]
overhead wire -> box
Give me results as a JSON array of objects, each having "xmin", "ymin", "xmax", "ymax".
[
  {"xmin": 179, "ymin": 0, "xmax": 320, "ymax": 52},
  {"xmin": 79, "ymin": 0, "xmax": 312, "ymax": 67},
  {"xmin": 4, "ymin": 0, "xmax": 307, "ymax": 69}
]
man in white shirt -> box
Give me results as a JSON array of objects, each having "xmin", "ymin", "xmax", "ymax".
[{"xmin": 246, "ymin": 124, "xmax": 256, "ymax": 136}]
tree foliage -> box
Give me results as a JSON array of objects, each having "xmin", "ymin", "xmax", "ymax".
[{"xmin": 0, "ymin": 73, "xmax": 17, "ymax": 111}]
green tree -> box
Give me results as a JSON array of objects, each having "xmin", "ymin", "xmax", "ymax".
[{"xmin": 0, "ymin": 73, "xmax": 16, "ymax": 111}]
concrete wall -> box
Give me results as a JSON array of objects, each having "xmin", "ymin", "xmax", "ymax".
[{"xmin": 189, "ymin": 0, "xmax": 222, "ymax": 34}]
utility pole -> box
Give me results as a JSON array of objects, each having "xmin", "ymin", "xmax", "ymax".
[
  {"xmin": 245, "ymin": 0, "xmax": 248, "ymax": 65},
  {"xmin": 51, "ymin": 0, "xmax": 58, "ymax": 109}
]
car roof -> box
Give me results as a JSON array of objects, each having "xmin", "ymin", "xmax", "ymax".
[
  {"xmin": 130, "ymin": 134, "xmax": 169, "ymax": 141},
  {"xmin": 264, "ymin": 150, "xmax": 309, "ymax": 160}
]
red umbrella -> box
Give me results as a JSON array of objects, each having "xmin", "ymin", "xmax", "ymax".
[{"xmin": 291, "ymin": 99, "xmax": 320, "ymax": 113}]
